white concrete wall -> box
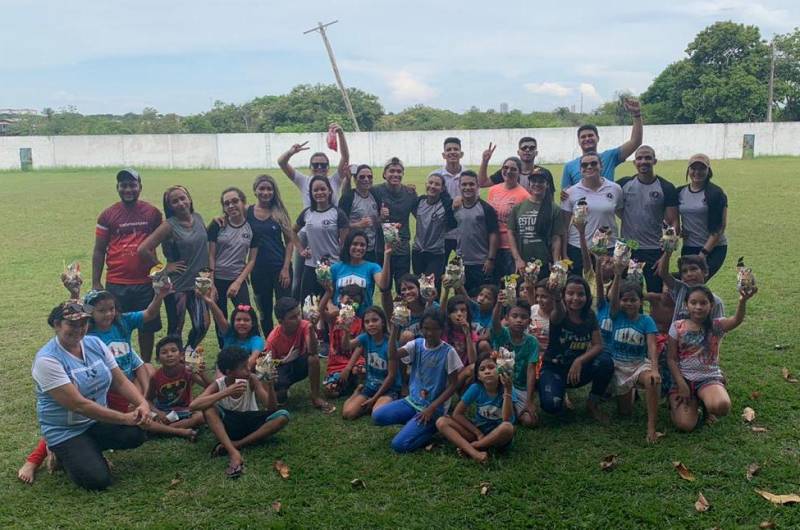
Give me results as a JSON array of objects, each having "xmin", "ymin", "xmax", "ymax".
[{"xmin": 1, "ymin": 122, "xmax": 798, "ymax": 170}]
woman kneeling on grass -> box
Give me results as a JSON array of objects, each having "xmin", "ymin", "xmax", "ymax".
[
  {"xmin": 28, "ymin": 301, "xmax": 151, "ymax": 490},
  {"xmin": 436, "ymin": 353, "xmax": 515, "ymax": 464}
]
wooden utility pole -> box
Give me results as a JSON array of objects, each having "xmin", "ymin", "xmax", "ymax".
[
  {"xmin": 304, "ymin": 20, "xmax": 361, "ymax": 132},
  {"xmin": 767, "ymin": 40, "xmax": 775, "ymax": 122}
]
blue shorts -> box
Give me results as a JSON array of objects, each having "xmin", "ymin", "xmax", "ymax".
[{"xmin": 360, "ymin": 385, "xmax": 401, "ymax": 400}]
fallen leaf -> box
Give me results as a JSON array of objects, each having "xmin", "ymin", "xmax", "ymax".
[
  {"xmin": 695, "ymin": 492, "xmax": 710, "ymax": 512},
  {"xmin": 750, "ymin": 391, "xmax": 762, "ymax": 399},
  {"xmin": 672, "ymin": 461, "xmax": 696, "ymax": 481},
  {"xmin": 752, "ymin": 426, "xmax": 769, "ymax": 433},
  {"xmin": 168, "ymin": 473, "xmax": 182, "ymax": 489},
  {"xmin": 774, "ymin": 344, "xmax": 789, "ymax": 350},
  {"xmin": 756, "ymin": 489, "xmax": 800, "ymax": 505},
  {"xmin": 782, "ymin": 367, "xmax": 799, "ymax": 383},
  {"xmin": 273, "ymin": 460, "xmax": 290, "ymax": 480},
  {"xmin": 600, "ymin": 454, "xmax": 618, "ymax": 472},
  {"xmin": 742, "ymin": 407, "xmax": 756, "ymax": 423},
  {"xmin": 479, "ymin": 482, "xmax": 491, "ymax": 496},
  {"xmin": 350, "ymin": 478, "xmax": 366, "ymax": 489},
  {"xmin": 424, "ymin": 443, "xmax": 435, "ymax": 452},
  {"xmin": 746, "ymin": 463, "xmax": 762, "ymax": 481},
  {"xmin": 759, "ymin": 521, "xmax": 775, "ymax": 529},
  {"xmin": 271, "ymin": 501, "xmax": 282, "ymax": 513}
]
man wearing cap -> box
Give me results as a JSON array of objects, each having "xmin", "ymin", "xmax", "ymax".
[{"xmin": 92, "ymin": 169, "xmax": 163, "ymax": 361}]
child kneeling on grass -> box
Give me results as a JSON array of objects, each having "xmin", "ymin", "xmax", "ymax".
[
  {"xmin": 373, "ymin": 310, "xmax": 463, "ymax": 453},
  {"xmin": 436, "ymin": 353, "xmax": 515, "ymax": 464},
  {"xmin": 146, "ymin": 335, "xmax": 208, "ymax": 430},
  {"xmin": 667, "ymin": 285, "xmax": 756, "ymax": 432},
  {"xmin": 192, "ymin": 346, "xmax": 289, "ymax": 479}
]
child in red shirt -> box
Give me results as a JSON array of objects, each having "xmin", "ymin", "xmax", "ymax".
[{"xmin": 320, "ymin": 284, "xmax": 365, "ymax": 398}]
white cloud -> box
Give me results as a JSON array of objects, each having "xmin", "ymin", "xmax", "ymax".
[
  {"xmin": 524, "ymin": 82, "xmax": 573, "ymax": 97},
  {"xmin": 673, "ymin": 1, "xmax": 790, "ymax": 29},
  {"xmin": 579, "ymin": 83, "xmax": 603, "ymax": 103},
  {"xmin": 385, "ymin": 70, "xmax": 436, "ymax": 102}
]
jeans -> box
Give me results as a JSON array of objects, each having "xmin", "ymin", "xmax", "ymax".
[
  {"xmin": 682, "ymin": 245, "xmax": 727, "ymax": 280},
  {"xmin": 252, "ymin": 267, "xmax": 291, "ymax": 337},
  {"xmin": 49, "ymin": 422, "xmax": 146, "ymax": 490},
  {"xmin": 212, "ymin": 277, "xmax": 252, "ymax": 348},
  {"xmin": 372, "ymin": 399, "xmax": 439, "ymax": 453},
  {"xmin": 164, "ymin": 290, "xmax": 209, "ymax": 349},
  {"xmin": 538, "ymin": 353, "xmax": 614, "ymax": 414}
]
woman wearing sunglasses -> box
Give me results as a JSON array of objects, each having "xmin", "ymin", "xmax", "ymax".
[
  {"xmin": 339, "ymin": 164, "xmax": 382, "ymax": 263},
  {"xmin": 30, "ymin": 301, "xmax": 151, "ymax": 490},
  {"xmin": 560, "ymin": 152, "xmax": 624, "ymax": 276},
  {"xmin": 207, "ymin": 187, "xmax": 258, "ymax": 348}
]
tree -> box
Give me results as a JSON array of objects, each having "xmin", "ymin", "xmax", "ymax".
[{"xmin": 774, "ymin": 28, "xmax": 800, "ymax": 120}]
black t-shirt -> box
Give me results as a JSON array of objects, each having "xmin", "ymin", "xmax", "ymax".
[
  {"xmin": 543, "ymin": 313, "xmax": 598, "ymax": 369},
  {"xmin": 247, "ymin": 205, "xmax": 287, "ymax": 272},
  {"xmin": 371, "ymin": 183, "xmax": 418, "ymax": 256}
]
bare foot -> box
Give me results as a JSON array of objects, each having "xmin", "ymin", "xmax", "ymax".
[
  {"xmin": 17, "ymin": 462, "xmax": 38, "ymax": 484},
  {"xmin": 705, "ymin": 414, "xmax": 718, "ymax": 426},
  {"xmin": 473, "ymin": 451, "xmax": 489, "ymax": 464},
  {"xmin": 587, "ymin": 401, "xmax": 610, "ymax": 425},
  {"xmin": 646, "ymin": 430, "xmax": 665, "ymax": 444},
  {"xmin": 312, "ymin": 398, "xmax": 336, "ymax": 414},
  {"xmin": 186, "ymin": 429, "xmax": 199, "ymax": 443}
]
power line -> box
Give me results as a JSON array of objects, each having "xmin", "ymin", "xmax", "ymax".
[{"xmin": 304, "ymin": 20, "xmax": 361, "ymax": 132}]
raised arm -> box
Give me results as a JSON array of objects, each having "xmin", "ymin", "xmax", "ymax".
[
  {"xmin": 477, "ymin": 142, "xmax": 496, "ymax": 188},
  {"xmin": 333, "ymin": 123, "xmax": 350, "ymax": 179},
  {"xmin": 657, "ymin": 250, "xmax": 676, "ymax": 291},
  {"xmin": 718, "ymin": 288, "xmax": 756, "ymax": 332},
  {"xmin": 617, "ymin": 98, "xmax": 643, "ymax": 162},
  {"xmin": 277, "ymin": 142, "xmax": 310, "ymax": 180},
  {"xmin": 607, "ymin": 261, "xmax": 624, "ymax": 316},
  {"xmin": 142, "ymin": 284, "xmax": 171, "ymax": 322},
  {"xmin": 375, "ymin": 246, "xmax": 393, "ymax": 292},
  {"xmin": 201, "ymin": 289, "xmax": 230, "ymax": 335}
]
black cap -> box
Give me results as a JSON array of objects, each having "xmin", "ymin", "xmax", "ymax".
[{"xmin": 116, "ymin": 168, "xmax": 141, "ymax": 182}]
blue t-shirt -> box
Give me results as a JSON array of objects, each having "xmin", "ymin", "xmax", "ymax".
[
  {"xmin": 462, "ymin": 382, "xmax": 515, "ymax": 430},
  {"xmin": 222, "ymin": 333, "xmax": 265, "ymax": 353},
  {"xmin": 357, "ymin": 333, "xmax": 402, "ymax": 393},
  {"xmin": 561, "ymin": 147, "xmax": 622, "ymax": 189},
  {"xmin": 32, "ymin": 336, "xmax": 118, "ymax": 446},
  {"xmin": 468, "ymin": 300, "xmax": 493, "ymax": 336},
  {"xmin": 89, "ymin": 311, "xmax": 145, "ymax": 380},
  {"xmin": 331, "ymin": 260, "xmax": 382, "ymax": 313},
  {"xmin": 598, "ymin": 301, "xmax": 657, "ymax": 362},
  {"xmin": 401, "ymin": 338, "xmax": 463, "ymax": 412}
]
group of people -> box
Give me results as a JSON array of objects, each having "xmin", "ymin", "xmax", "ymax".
[{"xmin": 21, "ymin": 108, "xmax": 754, "ymax": 490}]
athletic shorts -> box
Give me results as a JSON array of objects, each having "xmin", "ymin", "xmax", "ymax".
[
  {"xmin": 106, "ymin": 282, "xmax": 162, "ymax": 333},
  {"xmin": 218, "ymin": 408, "xmax": 290, "ymax": 441},
  {"xmin": 511, "ymin": 387, "xmax": 529, "ymax": 418},
  {"xmin": 669, "ymin": 377, "xmax": 725, "ymax": 400},
  {"xmin": 360, "ymin": 385, "xmax": 401, "ymax": 400}
]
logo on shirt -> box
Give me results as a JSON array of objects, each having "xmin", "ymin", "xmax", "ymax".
[
  {"xmin": 649, "ymin": 191, "xmax": 662, "ymax": 200},
  {"xmin": 606, "ymin": 193, "xmax": 615, "ymax": 201}
]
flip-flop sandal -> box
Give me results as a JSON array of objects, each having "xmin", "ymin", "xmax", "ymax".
[
  {"xmin": 188, "ymin": 430, "xmax": 199, "ymax": 443},
  {"xmin": 210, "ymin": 443, "xmax": 228, "ymax": 458},
  {"xmin": 315, "ymin": 401, "xmax": 336, "ymax": 414},
  {"xmin": 225, "ymin": 462, "xmax": 244, "ymax": 479}
]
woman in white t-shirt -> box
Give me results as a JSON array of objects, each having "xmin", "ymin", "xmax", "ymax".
[{"xmin": 294, "ymin": 175, "xmax": 350, "ymax": 302}]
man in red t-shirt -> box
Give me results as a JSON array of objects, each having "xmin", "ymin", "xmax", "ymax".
[{"xmin": 92, "ymin": 169, "xmax": 163, "ymax": 360}]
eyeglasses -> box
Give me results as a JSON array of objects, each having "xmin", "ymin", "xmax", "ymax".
[
  {"xmin": 311, "ymin": 162, "xmax": 329, "ymax": 169},
  {"xmin": 580, "ymin": 161, "xmax": 599, "ymax": 169},
  {"xmin": 519, "ymin": 145, "xmax": 537, "ymax": 152},
  {"xmin": 236, "ymin": 305, "xmax": 252, "ymax": 312}
]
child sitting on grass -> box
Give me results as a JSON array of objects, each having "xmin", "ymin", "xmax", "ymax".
[
  {"xmin": 258, "ymin": 297, "xmax": 333, "ymax": 413},
  {"xmin": 668, "ymin": 285, "xmax": 756, "ymax": 432},
  {"xmin": 191, "ymin": 346, "xmax": 290, "ymax": 479},
  {"xmin": 320, "ymin": 283, "xmax": 365, "ymax": 398},
  {"xmin": 146, "ymin": 335, "xmax": 208, "ymax": 430},
  {"xmin": 436, "ymin": 353, "xmax": 515, "ymax": 464}
]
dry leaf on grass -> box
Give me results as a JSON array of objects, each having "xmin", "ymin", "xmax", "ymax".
[
  {"xmin": 351, "ymin": 478, "xmax": 366, "ymax": 489},
  {"xmin": 752, "ymin": 426, "xmax": 769, "ymax": 433},
  {"xmin": 600, "ymin": 454, "xmax": 618, "ymax": 472},
  {"xmin": 273, "ymin": 460, "xmax": 290, "ymax": 480},
  {"xmin": 424, "ymin": 443, "xmax": 435, "ymax": 452},
  {"xmin": 759, "ymin": 521, "xmax": 776, "ymax": 529},
  {"xmin": 756, "ymin": 489, "xmax": 800, "ymax": 505},
  {"xmin": 746, "ymin": 463, "xmax": 762, "ymax": 481},
  {"xmin": 672, "ymin": 461, "xmax": 696, "ymax": 481},
  {"xmin": 750, "ymin": 391, "xmax": 762, "ymax": 399},
  {"xmin": 695, "ymin": 492, "xmax": 710, "ymax": 512},
  {"xmin": 271, "ymin": 501, "xmax": 282, "ymax": 513},
  {"xmin": 168, "ymin": 473, "xmax": 182, "ymax": 489},
  {"xmin": 479, "ymin": 482, "xmax": 491, "ymax": 496},
  {"xmin": 782, "ymin": 367, "xmax": 799, "ymax": 383},
  {"xmin": 742, "ymin": 407, "xmax": 756, "ymax": 423}
]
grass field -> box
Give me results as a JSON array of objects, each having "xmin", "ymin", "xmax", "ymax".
[{"xmin": 1, "ymin": 158, "xmax": 799, "ymax": 529}]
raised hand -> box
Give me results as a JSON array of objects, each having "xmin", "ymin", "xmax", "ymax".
[
  {"xmin": 623, "ymin": 97, "xmax": 641, "ymax": 115},
  {"xmin": 482, "ymin": 142, "xmax": 497, "ymax": 163},
  {"xmin": 290, "ymin": 141, "xmax": 310, "ymax": 155}
]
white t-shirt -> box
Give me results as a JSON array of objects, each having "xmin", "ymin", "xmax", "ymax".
[
  {"xmin": 293, "ymin": 170, "xmax": 343, "ymax": 209},
  {"xmin": 561, "ymin": 179, "xmax": 623, "ymax": 248}
]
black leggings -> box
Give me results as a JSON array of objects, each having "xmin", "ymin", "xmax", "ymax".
[
  {"xmin": 213, "ymin": 277, "xmax": 252, "ymax": 348},
  {"xmin": 682, "ymin": 245, "xmax": 727, "ymax": 280},
  {"xmin": 49, "ymin": 422, "xmax": 146, "ymax": 490},
  {"xmin": 252, "ymin": 268, "xmax": 291, "ymax": 337},
  {"xmin": 164, "ymin": 291, "xmax": 209, "ymax": 349}
]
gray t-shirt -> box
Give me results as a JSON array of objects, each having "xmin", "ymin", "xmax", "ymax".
[
  {"xmin": 678, "ymin": 187, "xmax": 728, "ymax": 248},
  {"xmin": 618, "ymin": 176, "xmax": 678, "ymax": 249},
  {"xmin": 413, "ymin": 198, "xmax": 448, "ymax": 254},
  {"xmin": 671, "ymin": 279, "xmax": 725, "ymax": 322},
  {"xmin": 207, "ymin": 220, "xmax": 256, "ymax": 281},
  {"xmin": 350, "ymin": 193, "xmax": 379, "ymax": 251},
  {"xmin": 433, "ymin": 166, "xmax": 467, "ymax": 241},
  {"xmin": 293, "ymin": 170, "xmax": 342, "ymax": 209},
  {"xmin": 295, "ymin": 206, "xmax": 349, "ymax": 267},
  {"xmin": 162, "ymin": 213, "xmax": 209, "ymax": 292},
  {"xmin": 454, "ymin": 199, "xmax": 499, "ymax": 265}
]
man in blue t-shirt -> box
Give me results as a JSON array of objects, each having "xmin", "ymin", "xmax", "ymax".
[{"xmin": 561, "ymin": 98, "xmax": 643, "ymax": 189}]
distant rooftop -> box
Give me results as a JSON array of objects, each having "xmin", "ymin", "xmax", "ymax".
[{"xmin": 0, "ymin": 108, "xmax": 40, "ymax": 116}]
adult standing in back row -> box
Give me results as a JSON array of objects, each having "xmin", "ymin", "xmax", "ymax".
[
  {"xmin": 92, "ymin": 169, "xmax": 163, "ymax": 362},
  {"xmin": 561, "ymin": 98, "xmax": 643, "ymax": 188}
]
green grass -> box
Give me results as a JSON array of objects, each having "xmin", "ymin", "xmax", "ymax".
[{"xmin": 1, "ymin": 158, "xmax": 799, "ymax": 529}]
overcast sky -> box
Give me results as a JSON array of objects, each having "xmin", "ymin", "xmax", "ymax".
[{"xmin": 1, "ymin": 0, "xmax": 797, "ymax": 115}]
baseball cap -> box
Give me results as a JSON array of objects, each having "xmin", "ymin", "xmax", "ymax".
[
  {"xmin": 58, "ymin": 301, "xmax": 93, "ymax": 321},
  {"xmin": 116, "ymin": 168, "xmax": 141, "ymax": 182},
  {"xmin": 687, "ymin": 154, "xmax": 711, "ymax": 168}
]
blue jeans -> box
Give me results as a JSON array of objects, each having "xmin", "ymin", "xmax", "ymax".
[
  {"xmin": 372, "ymin": 399, "xmax": 439, "ymax": 453},
  {"xmin": 538, "ymin": 353, "xmax": 614, "ymax": 414}
]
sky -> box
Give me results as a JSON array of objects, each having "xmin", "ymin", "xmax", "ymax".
[{"xmin": 1, "ymin": 0, "xmax": 797, "ymax": 116}]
